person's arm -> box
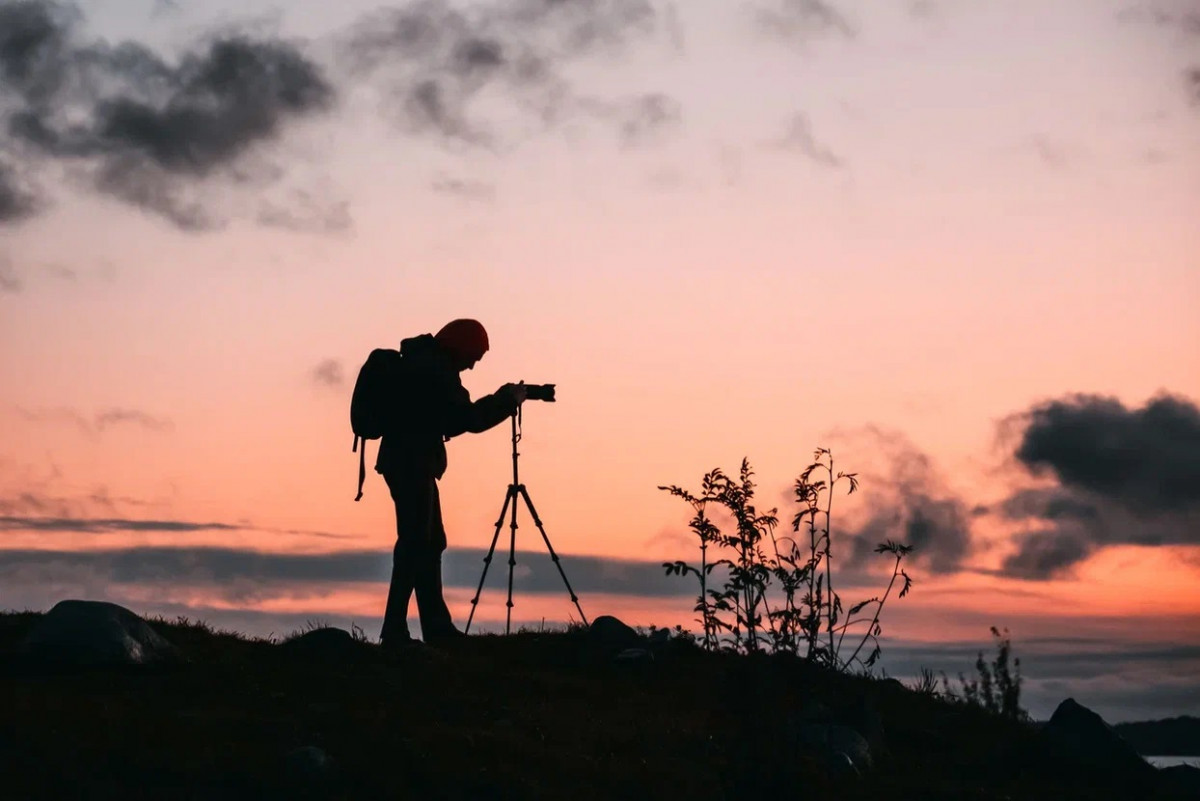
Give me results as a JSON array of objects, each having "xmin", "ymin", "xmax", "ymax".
[{"xmin": 439, "ymin": 380, "xmax": 522, "ymax": 438}]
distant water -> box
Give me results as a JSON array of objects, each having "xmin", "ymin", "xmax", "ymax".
[{"xmin": 1147, "ymin": 756, "xmax": 1200, "ymax": 769}]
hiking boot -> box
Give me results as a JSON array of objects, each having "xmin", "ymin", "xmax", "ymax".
[
  {"xmin": 423, "ymin": 627, "xmax": 470, "ymax": 648},
  {"xmin": 380, "ymin": 634, "xmax": 424, "ymax": 655}
]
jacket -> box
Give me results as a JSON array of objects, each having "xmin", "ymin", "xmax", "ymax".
[{"xmin": 374, "ymin": 333, "xmax": 517, "ymax": 480}]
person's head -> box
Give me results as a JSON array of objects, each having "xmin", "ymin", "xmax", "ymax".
[{"xmin": 434, "ymin": 318, "xmax": 490, "ymax": 371}]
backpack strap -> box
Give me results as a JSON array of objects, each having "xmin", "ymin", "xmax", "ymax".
[{"xmin": 354, "ymin": 435, "xmax": 366, "ymax": 502}]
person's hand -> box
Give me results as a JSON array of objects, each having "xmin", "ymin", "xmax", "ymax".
[{"xmin": 501, "ymin": 383, "xmax": 527, "ymax": 405}]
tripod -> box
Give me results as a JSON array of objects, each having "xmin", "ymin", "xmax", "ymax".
[{"xmin": 465, "ymin": 408, "xmax": 587, "ymax": 635}]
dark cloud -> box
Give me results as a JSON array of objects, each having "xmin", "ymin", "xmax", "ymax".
[
  {"xmin": 835, "ymin": 427, "xmax": 975, "ymax": 574},
  {"xmin": 1013, "ymin": 393, "xmax": 1200, "ymax": 515},
  {"xmin": 338, "ymin": 0, "xmax": 673, "ymax": 149},
  {"xmin": 769, "ymin": 112, "xmax": 843, "ymax": 167},
  {"xmin": 16, "ymin": 406, "xmax": 173, "ymax": 433},
  {"xmin": 1000, "ymin": 528, "xmax": 1093, "ymax": 580},
  {"xmin": 0, "ymin": 158, "xmax": 37, "ymax": 221},
  {"xmin": 311, "ymin": 359, "xmax": 344, "ymax": 387},
  {"xmin": 1188, "ymin": 67, "xmax": 1200, "ymax": 105},
  {"xmin": 756, "ymin": 0, "xmax": 856, "ymax": 41},
  {"xmin": 0, "ymin": 543, "xmax": 694, "ymax": 600},
  {"xmin": 0, "ymin": 516, "xmax": 239, "ymax": 533},
  {"xmin": 0, "ymin": 0, "xmax": 334, "ymax": 229},
  {"xmin": 997, "ymin": 392, "xmax": 1200, "ymax": 579}
]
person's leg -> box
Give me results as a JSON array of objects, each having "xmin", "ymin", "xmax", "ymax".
[
  {"xmin": 413, "ymin": 480, "xmax": 459, "ymax": 640},
  {"xmin": 380, "ymin": 473, "xmax": 434, "ymax": 645}
]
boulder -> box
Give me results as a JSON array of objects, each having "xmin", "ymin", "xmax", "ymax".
[
  {"xmin": 16, "ymin": 600, "xmax": 181, "ymax": 670},
  {"xmin": 614, "ymin": 647, "xmax": 654, "ymax": 664},
  {"xmin": 796, "ymin": 723, "xmax": 873, "ymax": 774},
  {"xmin": 587, "ymin": 615, "xmax": 644, "ymax": 656},
  {"xmin": 1158, "ymin": 764, "xmax": 1200, "ymax": 797},
  {"xmin": 1041, "ymin": 698, "xmax": 1154, "ymax": 780},
  {"xmin": 282, "ymin": 745, "xmax": 339, "ymax": 798},
  {"xmin": 280, "ymin": 627, "xmax": 364, "ymax": 662}
]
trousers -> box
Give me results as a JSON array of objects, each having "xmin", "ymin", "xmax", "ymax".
[{"xmin": 380, "ymin": 471, "xmax": 455, "ymax": 642}]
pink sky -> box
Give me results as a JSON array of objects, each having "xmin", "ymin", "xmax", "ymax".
[{"xmin": 1, "ymin": 0, "xmax": 1198, "ymax": 721}]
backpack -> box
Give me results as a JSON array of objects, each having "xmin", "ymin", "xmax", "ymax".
[{"xmin": 350, "ymin": 348, "xmax": 406, "ymax": 501}]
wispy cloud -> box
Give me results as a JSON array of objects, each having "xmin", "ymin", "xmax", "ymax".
[
  {"xmin": 94, "ymin": 408, "xmax": 173, "ymax": 432},
  {"xmin": 430, "ymin": 175, "xmax": 496, "ymax": 202},
  {"xmin": 756, "ymin": 0, "xmax": 856, "ymax": 42},
  {"xmin": 1116, "ymin": 4, "xmax": 1200, "ymax": 108},
  {"xmin": 0, "ymin": 255, "xmax": 22, "ymax": 292},
  {"xmin": 828, "ymin": 426, "xmax": 976, "ymax": 574},
  {"xmin": 257, "ymin": 190, "xmax": 352, "ymax": 235},
  {"xmin": 1025, "ymin": 135, "xmax": 1070, "ymax": 169},
  {"xmin": 311, "ymin": 359, "xmax": 344, "ymax": 387},
  {"xmin": 16, "ymin": 406, "xmax": 173, "ymax": 434},
  {"xmin": 580, "ymin": 92, "xmax": 683, "ymax": 148},
  {"xmin": 768, "ymin": 112, "xmax": 844, "ymax": 168},
  {"xmin": 0, "ymin": 158, "xmax": 38, "ymax": 223},
  {"xmin": 336, "ymin": 0, "xmax": 674, "ymax": 150}
]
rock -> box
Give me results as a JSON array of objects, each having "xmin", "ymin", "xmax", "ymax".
[
  {"xmin": 587, "ymin": 615, "xmax": 643, "ymax": 656},
  {"xmin": 795, "ymin": 700, "xmax": 834, "ymax": 725},
  {"xmin": 846, "ymin": 694, "xmax": 888, "ymax": 758},
  {"xmin": 285, "ymin": 745, "xmax": 335, "ymax": 778},
  {"xmin": 280, "ymin": 627, "xmax": 363, "ymax": 661},
  {"xmin": 16, "ymin": 600, "xmax": 181, "ymax": 670},
  {"xmin": 614, "ymin": 647, "xmax": 654, "ymax": 664},
  {"xmin": 796, "ymin": 723, "xmax": 873, "ymax": 773},
  {"xmin": 827, "ymin": 751, "xmax": 861, "ymax": 778},
  {"xmin": 1158, "ymin": 764, "xmax": 1200, "ymax": 797},
  {"xmin": 1040, "ymin": 698, "xmax": 1154, "ymax": 780},
  {"xmin": 283, "ymin": 745, "xmax": 338, "ymax": 797}
]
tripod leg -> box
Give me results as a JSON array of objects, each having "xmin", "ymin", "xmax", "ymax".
[
  {"xmin": 516, "ymin": 484, "xmax": 588, "ymax": 626},
  {"xmin": 466, "ymin": 485, "xmax": 515, "ymax": 634},
  {"xmin": 505, "ymin": 478, "xmax": 520, "ymax": 635}
]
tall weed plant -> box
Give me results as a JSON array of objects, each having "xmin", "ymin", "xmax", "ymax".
[{"xmin": 661, "ymin": 449, "xmax": 914, "ymax": 672}]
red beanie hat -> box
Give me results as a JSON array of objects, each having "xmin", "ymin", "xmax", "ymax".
[{"xmin": 435, "ymin": 319, "xmax": 490, "ymax": 362}]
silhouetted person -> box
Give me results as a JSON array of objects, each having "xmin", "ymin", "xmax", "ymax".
[{"xmin": 376, "ymin": 319, "xmax": 525, "ymax": 647}]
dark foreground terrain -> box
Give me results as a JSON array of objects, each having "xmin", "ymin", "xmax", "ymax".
[{"xmin": 0, "ymin": 610, "xmax": 1191, "ymax": 801}]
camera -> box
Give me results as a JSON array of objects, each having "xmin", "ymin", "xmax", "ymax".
[{"xmin": 521, "ymin": 382, "xmax": 556, "ymax": 402}]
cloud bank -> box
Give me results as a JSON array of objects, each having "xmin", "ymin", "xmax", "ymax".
[{"xmin": 998, "ymin": 392, "xmax": 1200, "ymax": 578}]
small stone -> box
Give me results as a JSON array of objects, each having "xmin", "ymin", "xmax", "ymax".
[{"xmin": 284, "ymin": 745, "xmax": 337, "ymax": 787}]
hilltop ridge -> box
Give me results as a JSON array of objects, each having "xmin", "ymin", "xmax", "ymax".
[{"xmin": 0, "ymin": 606, "xmax": 1196, "ymax": 800}]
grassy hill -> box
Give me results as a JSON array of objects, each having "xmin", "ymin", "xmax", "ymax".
[{"xmin": 0, "ymin": 610, "xmax": 1189, "ymax": 800}]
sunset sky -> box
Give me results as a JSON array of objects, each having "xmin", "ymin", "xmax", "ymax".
[{"xmin": 1, "ymin": 0, "xmax": 1198, "ymax": 722}]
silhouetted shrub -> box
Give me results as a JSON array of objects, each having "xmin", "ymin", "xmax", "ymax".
[{"xmin": 660, "ymin": 449, "xmax": 914, "ymax": 672}]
